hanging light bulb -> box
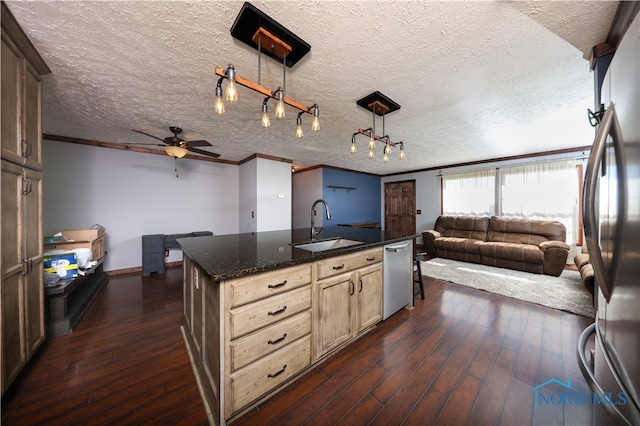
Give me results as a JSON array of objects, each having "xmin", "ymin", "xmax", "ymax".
[
  {"xmin": 224, "ymin": 64, "xmax": 238, "ymax": 103},
  {"xmin": 275, "ymin": 88, "xmax": 286, "ymax": 119},
  {"xmin": 368, "ymin": 135, "xmax": 375, "ymax": 150},
  {"xmin": 214, "ymin": 81, "xmax": 225, "ymax": 115},
  {"xmin": 296, "ymin": 114, "xmax": 304, "ymax": 138},
  {"xmin": 368, "ymin": 148, "xmax": 374, "ymax": 159},
  {"xmin": 350, "ymin": 135, "xmax": 356, "ymax": 154},
  {"xmin": 399, "ymin": 143, "xmax": 405, "ymax": 160},
  {"xmin": 384, "ymin": 142, "xmax": 391, "ymax": 155},
  {"xmin": 311, "ymin": 105, "xmax": 320, "ymax": 131},
  {"xmin": 261, "ymin": 99, "xmax": 270, "ymax": 128}
]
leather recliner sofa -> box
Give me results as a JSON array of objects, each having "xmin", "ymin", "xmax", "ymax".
[{"xmin": 422, "ymin": 215, "xmax": 570, "ymax": 276}]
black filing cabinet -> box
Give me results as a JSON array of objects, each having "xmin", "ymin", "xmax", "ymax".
[{"xmin": 142, "ymin": 234, "xmax": 165, "ymax": 276}]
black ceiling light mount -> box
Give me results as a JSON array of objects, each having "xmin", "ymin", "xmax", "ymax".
[
  {"xmin": 230, "ymin": 2, "xmax": 311, "ymax": 68},
  {"xmin": 351, "ymin": 92, "xmax": 405, "ymax": 162}
]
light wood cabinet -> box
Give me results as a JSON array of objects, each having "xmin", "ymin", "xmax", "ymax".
[
  {"xmin": 224, "ymin": 264, "xmax": 312, "ymax": 417},
  {"xmin": 1, "ymin": 31, "xmax": 43, "ymax": 169},
  {"xmin": 1, "ymin": 5, "xmax": 49, "ymax": 396},
  {"xmin": 315, "ymin": 248, "xmax": 383, "ymax": 358},
  {"xmin": 182, "ymin": 246, "xmax": 387, "ymax": 424},
  {"xmin": 1, "ymin": 160, "xmax": 44, "ymax": 394}
]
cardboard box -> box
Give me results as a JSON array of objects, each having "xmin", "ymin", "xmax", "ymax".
[
  {"xmin": 43, "ymin": 229, "xmax": 107, "ymax": 260},
  {"xmin": 44, "ymin": 252, "xmax": 78, "ymax": 279},
  {"xmin": 58, "ymin": 228, "xmax": 106, "ymax": 241}
]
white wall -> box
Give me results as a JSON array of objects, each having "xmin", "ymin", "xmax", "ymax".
[
  {"xmin": 256, "ymin": 158, "xmax": 292, "ymax": 232},
  {"xmin": 42, "ymin": 140, "xmax": 239, "ymax": 271},
  {"xmin": 239, "ymin": 157, "xmax": 292, "ymax": 233},
  {"xmin": 239, "ymin": 159, "xmax": 258, "ymax": 233},
  {"xmin": 292, "ymin": 168, "xmax": 323, "ymax": 229}
]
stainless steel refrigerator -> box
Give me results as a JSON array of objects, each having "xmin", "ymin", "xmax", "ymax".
[{"xmin": 578, "ymin": 11, "xmax": 640, "ymax": 425}]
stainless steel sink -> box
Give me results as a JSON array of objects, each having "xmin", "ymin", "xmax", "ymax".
[{"xmin": 293, "ymin": 238, "xmax": 363, "ymax": 252}]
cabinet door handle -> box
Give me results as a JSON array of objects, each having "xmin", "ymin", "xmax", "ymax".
[
  {"xmin": 267, "ymin": 333, "xmax": 287, "ymax": 345},
  {"xmin": 268, "ymin": 364, "xmax": 287, "ymax": 378},
  {"xmin": 21, "ymin": 138, "xmax": 30, "ymax": 157},
  {"xmin": 268, "ymin": 306, "xmax": 287, "ymax": 316},
  {"xmin": 359, "ymin": 279, "xmax": 363, "ymax": 292},
  {"xmin": 21, "ymin": 177, "xmax": 29, "ymax": 195},
  {"xmin": 268, "ymin": 280, "xmax": 287, "ymax": 289},
  {"xmin": 22, "ymin": 258, "xmax": 29, "ymax": 275},
  {"xmin": 333, "ymin": 264, "xmax": 345, "ymax": 270},
  {"xmin": 350, "ymin": 280, "xmax": 354, "ymax": 295}
]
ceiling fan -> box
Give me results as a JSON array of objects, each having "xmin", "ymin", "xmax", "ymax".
[{"xmin": 132, "ymin": 126, "xmax": 221, "ymax": 159}]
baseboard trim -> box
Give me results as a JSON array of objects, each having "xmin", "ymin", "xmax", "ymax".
[{"xmin": 106, "ymin": 261, "xmax": 183, "ymax": 277}]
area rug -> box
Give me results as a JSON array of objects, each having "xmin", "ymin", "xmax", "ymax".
[{"xmin": 420, "ymin": 258, "xmax": 595, "ymax": 318}]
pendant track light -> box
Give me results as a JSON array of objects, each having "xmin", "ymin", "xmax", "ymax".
[
  {"xmin": 214, "ymin": 4, "xmax": 319, "ymax": 140},
  {"xmin": 351, "ymin": 92, "xmax": 407, "ymax": 163}
]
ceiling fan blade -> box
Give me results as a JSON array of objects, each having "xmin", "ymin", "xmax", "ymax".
[
  {"xmin": 132, "ymin": 129, "xmax": 166, "ymax": 143},
  {"xmin": 188, "ymin": 147, "xmax": 221, "ymax": 158},
  {"xmin": 186, "ymin": 139, "xmax": 212, "ymax": 147}
]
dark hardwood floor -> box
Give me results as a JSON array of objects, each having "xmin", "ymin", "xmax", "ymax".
[{"xmin": 2, "ymin": 266, "xmax": 594, "ymax": 425}]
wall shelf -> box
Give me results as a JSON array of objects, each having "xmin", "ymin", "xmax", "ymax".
[{"xmin": 326, "ymin": 185, "xmax": 357, "ymax": 193}]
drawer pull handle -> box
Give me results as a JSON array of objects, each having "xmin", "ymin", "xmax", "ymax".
[
  {"xmin": 268, "ymin": 306, "xmax": 287, "ymax": 316},
  {"xmin": 366, "ymin": 257, "xmax": 376, "ymax": 261},
  {"xmin": 268, "ymin": 280, "xmax": 287, "ymax": 289},
  {"xmin": 267, "ymin": 333, "xmax": 287, "ymax": 345},
  {"xmin": 333, "ymin": 264, "xmax": 345, "ymax": 270},
  {"xmin": 268, "ymin": 364, "xmax": 287, "ymax": 378}
]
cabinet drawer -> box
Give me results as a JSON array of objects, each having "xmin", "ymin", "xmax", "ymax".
[
  {"xmin": 229, "ymin": 286, "xmax": 311, "ymax": 339},
  {"xmin": 230, "ymin": 335, "xmax": 311, "ymax": 413},
  {"xmin": 316, "ymin": 247, "xmax": 382, "ymax": 280},
  {"xmin": 230, "ymin": 310, "xmax": 311, "ymax": 371},
  {"xmin": 229, "ymin": 264, "xmax": 311, "ymax": 307}
]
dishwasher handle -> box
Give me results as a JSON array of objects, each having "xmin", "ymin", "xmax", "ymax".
[{"xmin": 385, "ymin": 241, "xmax": 410, "ymax": 252}]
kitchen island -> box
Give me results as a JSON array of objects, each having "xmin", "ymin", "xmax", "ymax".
[{"xmin": 178, "ymin": 226, "xmax": 417, "ymax": 425}]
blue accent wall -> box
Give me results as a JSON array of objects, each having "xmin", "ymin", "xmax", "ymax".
[{"xmin": 322, "ymin": 168, "xmax": 381, "ymax": 227}]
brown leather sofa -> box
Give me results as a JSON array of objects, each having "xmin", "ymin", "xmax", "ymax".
[
  {"xmin": 423, "ymin": 215, "xmax": 570, "ymax": 276},
  {"xmin": 574, "ymin": 245, "xmax": 594, "ymax": 297}
]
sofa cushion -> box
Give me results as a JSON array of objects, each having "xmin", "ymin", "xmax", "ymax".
[
  {"xmin": 435, "ymin": 215, "xmax": 489, "ymax": 241},
  {"xmin": 434, "ymin": 237, "xmax": 484, "ymax": 254},
  {"xmin": 487, "ymin": 216, "xmax": 567, "ymax": 245},
  {"xmin": 479, "ymin": 241, "xmax": 544, "ymax": 264},
  {"xmin": 574, "ymin": 253, "xmax": 590, "ymax": 269}
]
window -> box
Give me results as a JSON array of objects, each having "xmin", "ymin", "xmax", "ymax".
[
  {"xmin": 442, "ymin": 169, "xmax": 495, "ymax": 216},
  {"xmin": 442, "ymin": 159, "xmax": 579, "ymax": 245}
]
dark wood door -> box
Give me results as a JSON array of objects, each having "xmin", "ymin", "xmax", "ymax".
[{"xmin": 384, "ymin": 180, "xmax": 416, "ymax": 235}]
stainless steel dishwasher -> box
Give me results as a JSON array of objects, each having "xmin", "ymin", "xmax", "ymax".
[{"xmin": 383, "ymin": 241, "xmax": 413, "ymax": 319}]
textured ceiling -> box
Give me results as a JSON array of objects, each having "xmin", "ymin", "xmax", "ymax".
[{"xmin": 5, "ymin": 1, "xmax": 618, "ymax": 175}]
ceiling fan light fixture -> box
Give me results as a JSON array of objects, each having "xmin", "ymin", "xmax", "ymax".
[{"xmin": 163, "ymin": 145, "xmax": 189, "ymax": 159}]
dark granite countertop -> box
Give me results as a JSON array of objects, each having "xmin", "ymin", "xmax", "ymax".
[{"xmin": 178, "ymin": 226, "xmax": 418, "ymax": 281}]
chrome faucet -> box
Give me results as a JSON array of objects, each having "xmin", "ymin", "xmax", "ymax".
[{"xmin": 310, "ymin": 199, "xmax": 331, "ymax": 240}]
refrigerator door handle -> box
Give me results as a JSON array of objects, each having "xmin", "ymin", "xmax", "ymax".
[
  {"xmin": 578, "ymin": 320, "xmax": 640, "ymax": 425},
  {"xmin": 583, "ymin": 103, "xmax": 627, "ymax": 302}
]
